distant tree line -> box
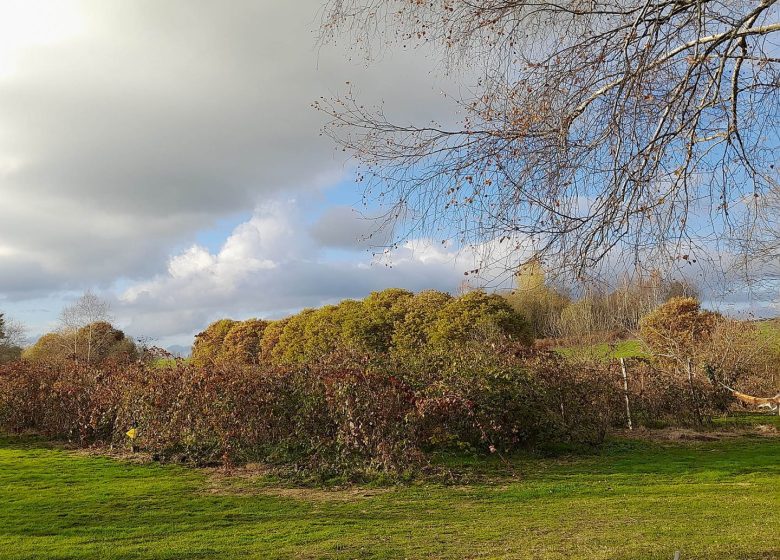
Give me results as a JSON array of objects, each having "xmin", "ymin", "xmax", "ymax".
[
  {"xmin": 504, "ymin": 261, "xmax": 699, "ymax": 340},
  {"xmin": 21, "ymin": 292, "xmax": 137, "ymax": 366}
]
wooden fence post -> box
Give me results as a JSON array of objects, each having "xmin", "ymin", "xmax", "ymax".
[{"xmin": 620, "ymin": 357, "xmax": 633, "ymax": 431}]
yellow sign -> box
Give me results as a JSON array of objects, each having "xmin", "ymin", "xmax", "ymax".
[{"xmin": 126, "ymin": 428, "xmax": 138, "ymax": 440}]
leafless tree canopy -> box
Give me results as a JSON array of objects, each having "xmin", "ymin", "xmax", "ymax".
[
  {"xmin": 318, "ymin": 1, "xmax": 780, "ymax": 279},
  {"xmin": 59, "ymin": 291, "xmax": 112, "ymax": 365}
]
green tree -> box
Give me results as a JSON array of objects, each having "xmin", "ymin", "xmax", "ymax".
[
  {"xmin": 258, "ymin": 318, "xmax": 290, "ymax": 364},
  {"xmin": 22, "ymin": 333, "xmax": 66, "ymax": 363},
  {"xmin": 23, "ymin": 322, "xmax": 136, "ymax": 365},
  {"xmin": 505, "ymin": 260, "xmax": 569, "ymax": 339},
  {"xmin": 303, "ymin": 300, "xmax": 362, "ymax": 362},
  {"xmin": 430, "ymin": 291, "xmax": 531, "ymax": 347},
  {"xmin": 219, "ymin": 319, "xmax": 269, "ymax": 366},
  {"xmin": 639, "ymin": 297, "xmax": 721, "ymax": 423},
  {"xmin": 191, "ymin": 319, "xmax": 237, "ymax": 367},
  {"xmin": 343, "ymin": 289, "xmax": 413, "ymax": 354},
  {"xmin": 639, "ymin": 298, "xmax": 720, "ymax": 365},
  {"xmin": 271, "ymin": 310, "xmax": 317, "ymax": 365},
  {"xmin": 391, "ymin": 290, "xmax": 451, "ymax": 355}
]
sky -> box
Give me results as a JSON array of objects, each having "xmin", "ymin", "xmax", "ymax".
[
  {"xmin": 0, "ymin": 0, "xmax": 498, "ymax": 347},
  {"xmin": 1, "ymin": 1, "xmax": 777, "ymax": 349}
]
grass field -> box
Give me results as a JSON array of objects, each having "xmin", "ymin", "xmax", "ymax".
[
  {"xmin": 555, "ymin": 338, "xmax": 649, "ymax": 360},
  {"xmin": 1, "ymin": 424, "xmax": 779, "ymax": 560},
  {"xmin": 757, "ymin": 319, "xmax": 780, "ymax": 352}
]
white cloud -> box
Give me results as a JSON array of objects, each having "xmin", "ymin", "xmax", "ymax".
[{"xmin": 114, "ymin": 199, "xmax": 509, "ymax": 344}]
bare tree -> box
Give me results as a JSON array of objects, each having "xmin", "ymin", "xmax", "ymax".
[
  {"xmin": 0, "ymin": 313, "xmax": 26, "ymax": 363},
  {"xmin": 739, "ymin": 183, "xmax": 780, "ymax": 281},
  {"xmin": 59, "ymin": 291, "xmax": 112, "ymax": 365},
  {"xmin": 317, "ymin": 1, "xmax": 780, "ymax": 279}
]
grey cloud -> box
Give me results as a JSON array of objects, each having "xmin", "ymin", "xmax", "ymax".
[
  {"xmin": 309, "ymin": 205, "xmax": 393, "ymax": 249},
  {"xmin": 0, "ymin": 0, "xmax": 456, "ymax": 297}
]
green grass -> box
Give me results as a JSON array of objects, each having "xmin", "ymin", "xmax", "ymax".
[
  {"xmin": 556, "ymin": 338, "xmax": 649, "ymax": 361},
  {"xmin": 1, "ymin": 430, "xmax": 779, "ymax": 559},
  {"xmin": 756, "ymin": 319, "xmax": 780, "ymax": 353},
  {"xmin": 712, "ymin": 411, "xmax": 780, "ymax": 429}
]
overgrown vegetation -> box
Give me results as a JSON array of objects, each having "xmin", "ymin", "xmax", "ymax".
[{"xmin": 2, "ymin": 285, "xmax": 777, "ymax": 479}]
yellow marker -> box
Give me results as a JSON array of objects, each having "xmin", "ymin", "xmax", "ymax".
[{"xmin": 126, "ymin": 428, "xmax": 138, "ymax": 440}]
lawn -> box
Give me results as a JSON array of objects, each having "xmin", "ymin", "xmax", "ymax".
[
  {"xmin": 555, "ymin": 338, "xmax": 649, "ymax": 360},
  {"xmin": 0, "ymin": 430, "xmax": 778, "ymax": 559},
  {"xmin": 757, "ymin": 319, "xmax": 780, "ymax": 353}
]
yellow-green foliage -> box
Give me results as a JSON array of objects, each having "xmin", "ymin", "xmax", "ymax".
[
  {"xmin": 77, "ymin": 321, "xmax": 136, "ymax": 363},
  {"xmin": 219, "ymin": 319, "xmax": 269, "ymax": 366},
  {"xmin": 191, "ymin": 319, "xmax": 237, "ymax": 366},
  {"xmin": 258, "ymin": 318, "xmax": 289, "ymax": 362},
  {"xmin": 392, "ymin": 290, "xmax": 452, "ymax": 354},
  {"xmin": 429, "ymin": 291, "xmax": 532, "ymax": 347},
  {"xmin": 302, "ymin": 300, "xmax": 362, "ymax": 362},
  {"xmin": 202, "ymin": 289, "xmax": 532, "ymax": 367},
  {"xmin": 557, "ymin": 298, "xmax": 597, "ymax": 337},
  {"xmin": 272, "ymin": 309, "xmax": 317, "ymax": 365},
  {"xmin": 23, "ymin": 322, "xmax": 136, "ymax": 365},
  {"xmin": 504, "ymin": 260, "xmax": 569, "ymax": 338},
  {"xmin": 22, "ymin": 333, "xmax": 65, "ymax": 363},
  {"xmin": 343, "ymin": 289, "xmax": 414, "ymax": 354},
  {"xmin": 639, "ymin": 297, "xmax": 720, "ymax": 364}
]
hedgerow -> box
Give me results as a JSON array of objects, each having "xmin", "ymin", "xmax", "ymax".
[
  {"xmin": 2, "ymin": 291, "xmax": 762, "ymax": 478},
  {"xmin": 0, "ymin": 342, "xmax": 627, "ymax": 477}
]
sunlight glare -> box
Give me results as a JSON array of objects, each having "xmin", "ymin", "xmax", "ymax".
[{"xmin": 0, "ymin": 0, "xmax": 86, "ymax": 78}]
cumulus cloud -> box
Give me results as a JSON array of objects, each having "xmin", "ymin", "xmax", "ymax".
[
  {"xmin": 0, "ymin": 0, "xmax": 457, "ymax": 298},
  {"xmin": 115, "ymin": 199, "xmax": 502, "ymax": 343}
]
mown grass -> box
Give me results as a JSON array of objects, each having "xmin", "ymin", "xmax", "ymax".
[
  {"xmin": 756, "ymin": 319, "xmax": 780, "ymax": 353},
  {"xmin": 555, "ymin": 338, "xmax": 649, "ymax": 361},
  {"xmin": 1, "ymin": 427, "xmax": 779, "ymax": 560}
]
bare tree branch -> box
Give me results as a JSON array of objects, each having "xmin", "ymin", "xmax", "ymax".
[{"xmin": 317, "ymin": 0, "xmax": 780, "ymax": 281}]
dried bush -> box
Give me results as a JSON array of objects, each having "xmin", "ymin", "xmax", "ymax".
[{"xmin": 0, "ymin": 343, "xmax": 631, "ymax": 477}]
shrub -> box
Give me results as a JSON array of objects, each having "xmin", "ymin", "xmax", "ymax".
[
  {"xmin": 219, "ymin": 319, "xmax": 269, "ymax": 366},
  {"xmin": 191, "ymin": 319, "xmax": 237, "ymax": 366},
  {"xmin": 342, "ymin": 289, "xmax": 414, "ymax": 354},
  {"xmin": 23, "ymin": 323, "xmax": 137, "ymax": 366},
  {"xmin": 258, "ymin": 318, "xmax": 289, "ymax": 363},
  {"xmin": 639, "ymin": 297, "xmax": 720, "ymax": 364},
  {"xmin": 391, "ymin": 290, "xmax": 452, "ymax": 355},
  {"xmin": 639, "ymin": 298, "xmax": 723, "ymax": 423},
  {"xmin": 0, "ymin": 344, "xmax": 628, "ymax": 477},
  {"xmin": 429, "ymin": 291, "xmax": 532, "ymax": 347},
  {"xmin": 3, "ymin": 292, "xmax": 746, "ymax": 478},
  {"xmin": 271, "ymin": 309, "xmax": 317, "ymax": 365},
  {"xmin": 22, "ymin": 333, "xmax": 66, "ymax": 363}
]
